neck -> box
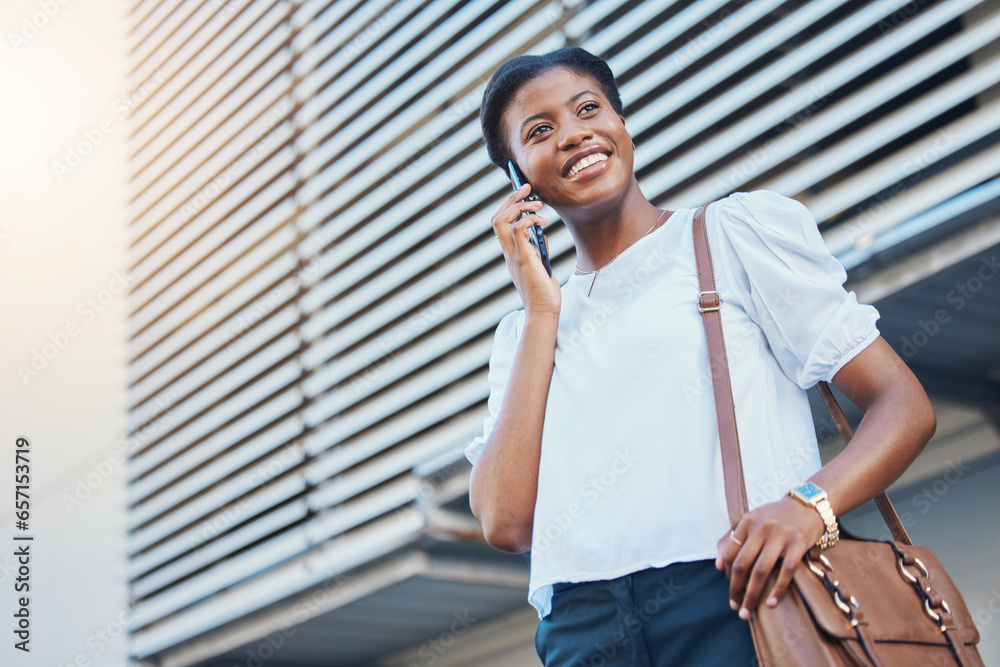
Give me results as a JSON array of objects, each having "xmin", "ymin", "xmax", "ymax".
[{"xmin": 562, "ymin": 177, "xmax": 664, "ymax": 272}]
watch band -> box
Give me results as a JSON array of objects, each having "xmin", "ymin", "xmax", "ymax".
[
  {"xmin": 790, "ymin": 483, "xmax": 840, "ymax": 549},
  {"xmin": 813, "ymin": 497, "xmax": 840, "ymax": 549}
]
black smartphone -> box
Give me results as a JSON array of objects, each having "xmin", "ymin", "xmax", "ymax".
[{"xmin": 506, "ymin": 160, "xmax": 552, "ymax": 276}]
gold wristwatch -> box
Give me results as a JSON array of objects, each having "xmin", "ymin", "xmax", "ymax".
[{"xmin": 789, "ymin": 481, "xmax": 839, "ymax": 549}]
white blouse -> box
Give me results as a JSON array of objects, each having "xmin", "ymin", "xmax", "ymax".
[{"xmin": 465, "ymin": 190, "xmax": 880, "ymax": 620}]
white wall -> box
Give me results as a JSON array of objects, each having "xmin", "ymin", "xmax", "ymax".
[{"xmin": 0, "ymin": 2, "xmax": 131, "ymax": 665}]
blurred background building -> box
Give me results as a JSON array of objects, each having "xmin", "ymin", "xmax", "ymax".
[{"xmin": 1, "ymin": 0, "xmax": 997, "ymax": 666}]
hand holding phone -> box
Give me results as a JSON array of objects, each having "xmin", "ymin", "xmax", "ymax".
[{"xmin": 506, "ymin": 160, "xmax": 552, "ymax": 277}]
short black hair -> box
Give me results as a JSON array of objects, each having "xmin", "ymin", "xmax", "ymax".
[{"xmin": 480, "ymin": 46, "xmax": 623, "ymax": 170}]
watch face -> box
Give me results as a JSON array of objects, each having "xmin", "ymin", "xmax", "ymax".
[{"xmin": 796, "ymin": 482, "xmax": 824, "ymax": 500}]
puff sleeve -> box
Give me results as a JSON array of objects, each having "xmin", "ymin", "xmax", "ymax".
[
  {"xmin": 710, "ymin": 190, "xmax": 880, "ymax": 389},
  {"xmin": 464, "ymin": 309, "xmax": 523, "ymax": 466}
]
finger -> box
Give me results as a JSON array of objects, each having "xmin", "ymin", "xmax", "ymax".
[
  {"xmin": 766, "ymin": 543, "xmax": 810, "ymax": 607},
  {"xmin": 509, "ymin": 182, "xmax": 530, "ymax": 200},
  {"xmin": 726, "ymin": 517, "xmax": 760, "ymax": 611},
  {"xmin": 738, "ymin": 535, "xmax": 785, "ymax": 620},
  {"xmin": 716, "ymin": 534, "xmax": 728, "ymax": 570},
  {"xmin": 512, "ymin": 214, "xmax": 550, "ymax": 238},
  {"xmin": 501, "ymin": 215, "xmax": 550, "ymax": 273},
  {"xmin": 717, "ymin": 530, "xmax": 742, "ymax": 570},
  {"xmin": 497, "ymin": 183, "xmax": 534, "ymax": 216},
  {"xmin": 507, "ymin": 199, "xmax": 545, "ymax": 223},
  {"xmin": 492, "ymin": 200, "xmax": 544, "ymax": 238}
]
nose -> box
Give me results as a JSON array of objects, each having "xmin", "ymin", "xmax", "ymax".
[{"xmin": 556, "ymin": 116, "xmax": 592, "ymax": 150}]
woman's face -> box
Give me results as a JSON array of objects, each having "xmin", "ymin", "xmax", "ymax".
[{"xmin": 502, "ymin": 67, "xmax": 633, "ymax": 216}]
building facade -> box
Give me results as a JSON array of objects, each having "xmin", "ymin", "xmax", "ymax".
[{"xmin": 124, "ymin": 1, "xmax": 1000, "ymax": 664}]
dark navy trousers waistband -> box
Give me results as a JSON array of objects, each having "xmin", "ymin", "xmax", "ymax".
[{"xmin": 534, "ymin": 559, "xmax": 756, "ymax": 666}]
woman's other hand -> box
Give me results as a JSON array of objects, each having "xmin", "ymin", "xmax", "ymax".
[
  {"xmin": 713, "ymin": 338, "xmax": 936, "ymax": 622},
  {"xmin": 492, "ymin": 183, "xmax": 561, "ymax": 319},
  {"xmin": 714, "ymin": 496, "xmax": 826, "ymax": 620}
]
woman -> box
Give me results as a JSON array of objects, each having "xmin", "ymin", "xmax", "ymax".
[{"xmin": 464, "ymin": 46, "xmax": 935, "ymax": 666}]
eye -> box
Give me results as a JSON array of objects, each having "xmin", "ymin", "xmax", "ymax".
[
  {"xmin": 528, "ymin": 123, "xmax": 552, "ymax": 139},
  {"xmin": 579, "ymin": 102, "xmax": 599, "ymax": 114}
]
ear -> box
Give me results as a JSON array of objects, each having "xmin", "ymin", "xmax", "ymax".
[{"xmin": 619, "ymin": 114, "xmax": 635, "ymax": 151}]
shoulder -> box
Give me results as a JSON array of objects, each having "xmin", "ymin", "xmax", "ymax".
[
  {"xmin": 497, "ymin": 308, "xmax": 524, "ymax": 336},
  {"xmin": 711, "ymin": 190, "xmax": 812, "ymax": 228},
  {"xmin": 492, "ymin": 308, "xmax": 525, "ymax": 353},
  {"xmin": 708, "ymin": 189, "xmax": 825, "ymax": 254}
]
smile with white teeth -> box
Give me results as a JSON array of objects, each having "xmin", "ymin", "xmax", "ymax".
[{"xmin": 566, "ymin": 152, "xmax": 609, "ymax": 177}]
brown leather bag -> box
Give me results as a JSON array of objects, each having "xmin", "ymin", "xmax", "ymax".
[{"xmin": 690, "ymin": 202, "xmax": 983, "ymax": 666}]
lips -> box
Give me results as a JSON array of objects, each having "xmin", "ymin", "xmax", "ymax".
[{"xmin": 562, "ymin": 147, "xmax": 611, "ymax": 178}]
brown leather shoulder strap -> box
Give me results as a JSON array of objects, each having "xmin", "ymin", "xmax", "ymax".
[
  {"xmin": 692, "ymin": 202, "xmax": 748, "ymax": 526},
  {"xmin": 692, "ymin": 202, "xmax": 912, "ymax": 544}
]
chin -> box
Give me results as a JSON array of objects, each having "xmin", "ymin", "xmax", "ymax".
[{"xmin": 558, "ymin": 170, "xmax": 630, "ymax": 212}]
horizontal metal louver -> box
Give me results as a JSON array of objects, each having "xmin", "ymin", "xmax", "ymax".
[{"xmin": 126, "ymin": 0, "xmax": 999, "ymax": 664}]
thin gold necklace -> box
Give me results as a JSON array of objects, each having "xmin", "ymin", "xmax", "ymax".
[{"xmin": 574, "ymin": 208, "xmax": 669, "ymax": 297}]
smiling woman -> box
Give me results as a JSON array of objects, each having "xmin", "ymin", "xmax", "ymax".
[{"xmin": 465, "ymin": 47, "xmax": 937, "ymax": 667}]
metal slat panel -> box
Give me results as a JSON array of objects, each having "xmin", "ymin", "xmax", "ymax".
[
  {"xmin": 301, "ymin": 269, "xmax": 517, "ymax": 399},
  {"xmin": 308, "ymin": 0, "xmax": 466, "ymax": 107},
  {"xmin": 818, "ymin": 143, "xmax": 1000, "ymax": 253},
  {"xmin": 797, "ymin": 96, "xmax": 1000, "ymax": 223},
  {"xmin": 838, "ymin": 179, "xmax": 1000, "ymax": 269},
  {"xmin": 303, "ymin": 367, "xmax": 490, "ymax": 461},
  {"xmin": 295, "ymin": 0, "xmax": 553, "ymax": 193},
  {"xmin": 292, "ymin": 0, "xmax": 370, "ymax": 53},
  {"xmin": 130, "ymin": 510, "xmax": 425, "ymax": 658},
  {"xmin": 129, "ymin": 475, "xmax": 308, "ymax": 577},
  {"xmin": 129, "ymin": 2, "xmax": 278, "ymax": 136},
  {"xmin": 593, "ymin": 0, "xmax": 739, "ymax": 75},
  {"xmin": 129, "ymin": 176, "xmax": 296, "ymax": 340},
  {"xmin": 129, "ymin": 234, "xmax": 298, "ymax": 378},
  {"xmin": 292, "ymin": 0, "xmax": 403, "ymax": 82},
  {"xmin": 130, "ymin": 182, "xmax": 296, "ymax": 350},
  {"xmin": 136, "ymin": 478, "xmax": 420, "ymax": 627},
  {"xmin": 128, "ymin": 0, "xmax": 195, "ymax": 73},
  {"xmin": 130, "ymin": 28, "xmax": 292, "ymax": 202},
  {"xmin": 134, "ymin": 513, "xmax": 313, "ymax": 629},
  {"xmin": 763, "ymin": 55, "xmax": 1000, "ymax": 201},
  {"xmin": 128, "ymin": 373, "xmax": 302, "ymax": 490},
  {"xmin": 294, "ymin": 0, "xmax": 471, "ymax": 136},
  {"xmin": 132, "ymin": 501, "xmax": 310, "ymax": 598},
  {"xmin": 129, "ymin": 326, "xmax": 301, "ymax": 445},
  {"xmin": 133, "ymin": 51, "xmax": 290, "ymax": 217},
  {"xmin": 304, "ymin": 475, "xmax": 423, "ymax": 543},
  {"xmin": 129, "ymin": 81, "xmax": 292, "ymax": 249},
  {"xmin": 128, "ymin": 299, "xmax": 301, "ymax": 422},
  {"xmin": 617, "ymin": 1, "xmax": 841, "ymax": 112},
  {"xmin": 306, "ymin": 418, "xmax": 480, "ymax": 510},
  {"xmin": 129, "ymin": 0, "xmax": 207, "ymax": 81},
  {"xmin": 680, "ymin": 32, "xmax": 1000, "ymax": 206},
  {"xmin": 640, "ymin": 0, "xmax": 986, "ymax": 203},
  {"xmin": 130, "ymin": 96, "xmax": 293, "ymax": 247},
  {"xmin": 130, "ymin": 440, "xmax": 305, "ymax": 536},
  {"xmin": 635, "ymin": 0, "xmax": 955, "ymax": 182},
  {"xmin": 128, "ymin": 411, "xmax": 304, "ymax": 555},
  {"xmin": 128, "ymin": 340, "xmax": 305, "ymax": 514},
  {"xmin": 298, "ymin": 161, "xmax": 497, "ymax": 320}
]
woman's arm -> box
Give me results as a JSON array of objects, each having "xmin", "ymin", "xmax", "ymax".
[
  {"xmin": 468, "ymin": 312, "xmax": 558, "ymax": 553},
  {"xmin": 806, "ymin": 336, "xmax": 935, "ymax": 515},
  {"xmin": 470, "ymin": 181, "xmax": 562, "ymax": 553},
  {"xmin": 717, "ymin": 336, "xmax": 936, "ymax": 619}
]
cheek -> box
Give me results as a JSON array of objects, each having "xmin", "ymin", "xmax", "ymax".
[{"xmin": 519, "ymin": 152, "xmax": 554, "ymax": 187}]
